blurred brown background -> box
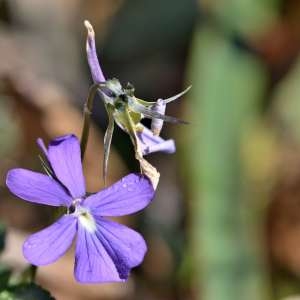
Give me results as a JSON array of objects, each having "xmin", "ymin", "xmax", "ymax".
[{"xmin": 0, "ymin": 0, "xmax": 300, "ymax": 299}]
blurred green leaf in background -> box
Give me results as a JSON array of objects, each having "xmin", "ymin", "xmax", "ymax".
[{"xmin": 180, "ymin": 0, "xmax": 285, "ymax": 299}]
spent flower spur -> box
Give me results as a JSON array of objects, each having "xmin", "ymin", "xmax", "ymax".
[
  {"xmin": 83, "ymin": 20, "xmax": 190, "ymax": 187},
  {"xmin": 6, "ymin": 135, "xmax": 155, "ymax": 283}
]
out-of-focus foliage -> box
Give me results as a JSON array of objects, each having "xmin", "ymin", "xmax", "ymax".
[
  {"xmin": 0, "ymin": 224, "xmax": 6, "ymax": 253},
  {"xmin": 273, "ymin": 57, "xmax": 300, "ymax": 142},
  {"xmin": 201, "ymin": 0, "xmax": 279, "ymax": 36},
  {"xmin": 180, "ymin": 0, "xmax": 300, "ymax": 300},
  {"xmin": 183, "ymin": 25, "xmax": 270, "ymax": 300},
  {"xmin": 101, "ymin": 0, "xmax": 197, "ymax": 96},
  {"xmin": 0, "ymin": 223, "xmax": 54, "ymax": 299},
  {"xmin": 0, "ymin": 224, "xmax": 10, "ymax": 292},
  {"xmin": 0, "ymin": 283, "xmax": 54, "ymax": 300},
  {"xmin": 0, "ymin": 0, "xmax": 300, "ymax": 299},
  {"xmin": 0, "ymin": 265, "xmax": 11, "ymax": 291}
]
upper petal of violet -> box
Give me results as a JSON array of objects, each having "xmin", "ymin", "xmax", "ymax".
[
  {"xmin": 23, "ymin": 215, "xmax": 77, "ymax": 265},
  {"xmin": 83, "ymin": 173, "xmax": 154, "ymax": 217},
  {"xmin": 6, "ymin": 168, "xmax": 72, "ymax": 207},
  {"xmin": 47, "ymin": 134, "xmax": 86, "ymax": 199},
  {"xmin": 84, "ymin": 20, "xmax": 105, "ymax": 83}
]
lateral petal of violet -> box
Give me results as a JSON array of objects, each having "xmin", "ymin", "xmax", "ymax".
[
  {"xmin": 47, "ymin": 134, "xmax": 86, "ymax": 199},
  {"xmin": 74, "ymin": 221, "xmax": 120, "ymax": 283},
  {"xmin": 23, "ymin": 215, "xmax": 77, "ymax": 265},
  {"xmin": 84, "ymin": 20, "xmax": 106, "ymax": 83},
  {"xmin": 95, "ymin": 218, "xmax": 147, "ymax": 279},
  {"xmin": 137, "ymin": 126, "xmax": 176, "ymax": 155},
  {"xmin": 83, "ymin": 173, "xmax": 154, "ymax": 217},
  {"xmin": 6, "ymin": 168, "xmax": 72, "ymax": 206}
]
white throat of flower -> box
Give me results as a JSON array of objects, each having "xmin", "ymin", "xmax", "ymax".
[
  {"xmin": 70, "ymin": 199, "xmax": 97, "ymax": 233},
  {"xmin": 77, "ymin": 208, "xmax": 97, "ymax": 233}
]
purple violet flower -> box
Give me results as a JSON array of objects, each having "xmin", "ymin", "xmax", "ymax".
[
  {"xmin": 6, "ymin": 134, "xmax": 154, "ymax": 283},
  {"xmin": 137, "ymin": 126, "xmax": 175, "ymax": 155},
  {"xmin": 84, "ymin": 20, "xmax": 176, "ymax": 156},
  {"xmin": 85, "ymin": 20, "xmax": 105, "ymax": 84}
]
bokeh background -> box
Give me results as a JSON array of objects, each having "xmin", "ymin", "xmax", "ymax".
[{"xmin": 0, "ymin": 0, "xmax": 300, "ymax": 299}]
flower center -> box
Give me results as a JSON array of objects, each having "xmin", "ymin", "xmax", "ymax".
[
  {"xmin": 76, "ymin": 206, "xmax": 97, "ymax": 233},
  {"xmin": 68, "ymin": 198, "xmax": 82, "ymax": 214},
  {"xmin": 67, "ymin": 199, "xmax": 97, "ymax": 233}
]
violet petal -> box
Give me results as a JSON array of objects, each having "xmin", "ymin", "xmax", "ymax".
[
  {"xmin": 74, "ymin": 217, "xmax": 146, "ymax": 283},
  {"xmin": 47, "ymin": 135, "xmax": 86, "ymax": 198},
  {"xmin": 95, "ymin": 218, "xmax": 147, "ymax": 279},
  {"xmin": 74, "ymin": 221, "xmax": 120, "ymax": 283},
  {"xmin": 37, "ymin": 138, "xmax": 48, "ymax": 157},
  {"xmin": 84, "ymin": 20, "xmax": 106, "ymax": 83},
  {"xmin": 137, "ymin": 126, "xmax": 176, "ymax": 155},
  {"xmin": 6, "ymin": 169, "xmax": 72, "ymax": 206},
  {"xmin": 23, "ymin": 215, "xmax": 77, "ymax": 265},
  {"xmin": 84, "ymin": 173, "xmax": 154, "ymax": 217}
]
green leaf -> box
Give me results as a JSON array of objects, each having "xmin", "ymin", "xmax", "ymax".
[
  {"xmin": 18, "ymin": 265, "xmax": 37, "ymax": 285},
  {"xmin": 128, "ymin": 98, "xmax": 188, "ymax": 124},
  {"xmin": 183, "ymin": 25, "xmax": 271, "ymax": 300},
  {"xmin": 0, "ymin": 223, "xmax": 6, "ymax": 253},
  {"xmin": 0, "ymin": 264, "xmax": 12, "ymax": 291},
  {"xmin": 0, "ymin": 290, "xmax": 14, "ymax": 300},
  {"xmin": 0, "ymin": 284, "xmax": 55, "ymax": 300}
]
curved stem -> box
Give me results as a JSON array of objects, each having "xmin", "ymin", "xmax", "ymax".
[
  {"xmin": 103, "ymin": 105, "xmax": 114, "ymax": 186},
  {"xmin": 80, "ymin": 83, "xmax": 105, "ymax": 160}
]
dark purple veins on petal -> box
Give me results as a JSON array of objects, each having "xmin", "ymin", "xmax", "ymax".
[
  {"xmin": 47, "ymin": 135, "xmax": 86, "ymax": 199},
  {"xmin": 74, "ymin": 215, "xmax": 147, "ymax": 283},
  {"xmin": 95, "ymin": 218, "xmax": 147, "ymax": 279},
  {"xmin": 75, "ymin": 222, "xmax": 120, "ymax": 283},
  {"xmin": 6, "ymin": 168, "xmax": 72, "ymax": 207},
  {"xmin": 23, "ymin": 215, "xmax": 77, "ymax": 265}
]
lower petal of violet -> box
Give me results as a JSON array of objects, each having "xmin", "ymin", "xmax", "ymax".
[
  {"xmin": 74, "ymin": 222, "xmax": 120, "ymax": 283},
  {"xmin": 137, "ymin": 126, "xmax": 176, "ymax": 156},
  {"xmin": 74, "ymin": 217, "xmax": 147, "ymax": 283},
  {"xmin": 96, "ymin": 218, "xmax": 147, "ymax": 274},
  {"xmin": 23, "ymin": 215, "xmax": 77, "ymax": 266}
]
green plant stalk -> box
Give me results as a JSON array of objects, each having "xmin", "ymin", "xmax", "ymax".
[
  {"xmin": 80, "ymin": 84, "xmax": 102, "ymax": 160},
  {"xmin": 184, "ymin": 27, "xmax": 271, "ymax": 300},
  {"xmin": 102, "ymin": 105, "xmax": 115, "ymax": 186}
]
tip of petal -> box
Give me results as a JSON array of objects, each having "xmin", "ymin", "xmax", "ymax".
[
  {"xmin": 37, "ymin": 138, "xmax": 48, "ymax": 156},
  {"xmin": 84, "ymin": 20, "xmax": 94, "ymax": 36},
  {"xmin": 49, "ymin": 134, "xmax": 78, "ymax": 146}
]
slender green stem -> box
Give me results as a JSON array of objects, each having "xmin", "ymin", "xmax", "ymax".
[
  {"xmin": 80, "ymin": 83, "xmax": 104, "ymax": 160},
  {"xmin": 124, "ymin": 108, "xmax": 143, "ymax": 173},
  {"xmin": 103, "ymin": 105, "xmax": 114, "ymax": 186},
  {"xmin": 124, "ymin": 108, "xmax": 139, "ymax": 155}
]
